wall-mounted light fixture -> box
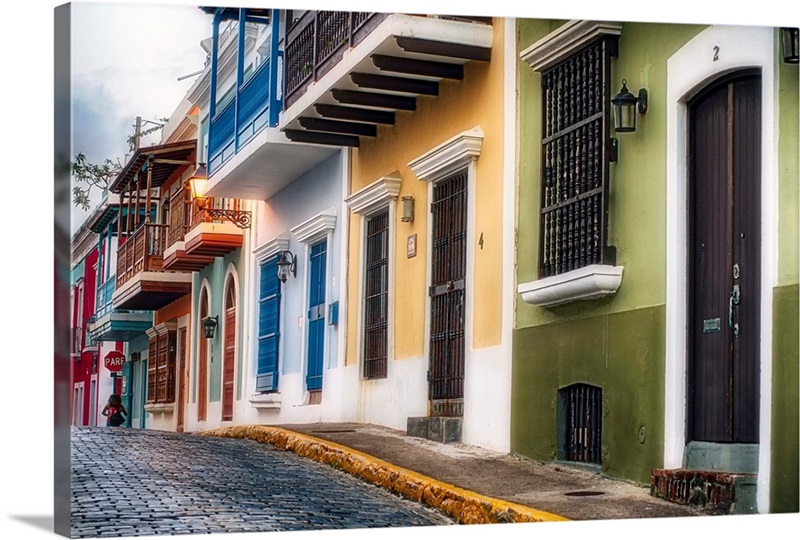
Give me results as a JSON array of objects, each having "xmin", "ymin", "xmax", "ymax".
[
  {"xmin": 202, "ymin": 316, "xmax": 218, "ymax": 339},
  {"xmin": 401, "ymin": 196, "xmax": 415, "ymax": 223},
  {"xmin": 277, "ymin": 250, "xmax": 297, "ymax": 283},
  {"xmin": 187, "ymin": 163, "xmax": 252, "ymax": 228},
  {"xmin": 781, "ymin": 27, "xmax": 799, "ymax": 64},
  {"xmin": 611, "ymin": 79, "xmax": 648, "ymax": 133},
  {"xmin": 130, "ymin": 352, "xmax": 141, "ymax": 363}
]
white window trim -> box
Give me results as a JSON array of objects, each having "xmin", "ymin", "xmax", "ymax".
[
  {"xmin": 520, "ymin": 20, "xmax": 623, "ymax": 72},
  {"xmin": 408, "ymin": 127, "xmax": 483, "ymax": 183},
  {"xmin": 344, "ymin": 174, "xmax": 401, "ymax": 217},
  {"xmin": 518, "ymin": 264, "xmax": 624, "ymax": 307},
  {"xmin": 291, "ymin": 207, "xmax": 337, "ymax": 245},
  {"xmin": 253, "ymin": 234, "xmax": 290, "ymax": 263}
]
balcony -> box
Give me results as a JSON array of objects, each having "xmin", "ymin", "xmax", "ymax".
[
  {"xmin": 163, "ymin": 187, "xmax": 248, "ymax": 271},
  {"xmin": 280, "ymin": 12, "xmax": 493, "ymax": 147},
  {"xmin": 88, "ymin": 277, "xmax": 152, "ymax": 342},
  {"xmin": 111, "ymin": 222, "xmax": 192, "ymax": 311},
  {"xmin": 202, "ymin": 7, "xmax": 344, "ymax": 201}
]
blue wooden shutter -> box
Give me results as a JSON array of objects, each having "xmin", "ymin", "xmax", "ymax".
[
  {"xmin": 306, "ymin": 240, "xmax": 327, "ymax": 391},
  {"xmin": 256, "ymin": 256, "xmax": 281, "ymax": 392}
]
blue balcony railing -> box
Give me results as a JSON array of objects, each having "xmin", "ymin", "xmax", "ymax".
[
  {"xmin": 208, "ymin": 51, "xmax": 284, "ymax": 174},
  {"xmin": 95, "ymin": 278, "xmax": 117, "ymax": 319}
]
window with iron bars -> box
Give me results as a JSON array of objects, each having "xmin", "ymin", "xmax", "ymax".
[
  {"xmin": 539, "ymin": 37, "xmax": 616, "ymax": 278},
  {"xmin": 363, "ymin": 210, "xmax": 389, "ymax": 379}
]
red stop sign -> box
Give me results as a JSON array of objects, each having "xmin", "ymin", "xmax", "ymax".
[{"xmin": 104, "ymin": 351, "xmax": 125, "ymax": 372}]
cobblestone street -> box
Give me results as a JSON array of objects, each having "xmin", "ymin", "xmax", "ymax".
[{"xmin": 71, "ymin": 426, "xmax": 453, "ymax": 538}]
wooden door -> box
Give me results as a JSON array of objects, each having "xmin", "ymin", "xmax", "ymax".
[
  {"xmin": 222, "ymin": 278, "xmax": 236, "ymax": 422},
  {"xmin": 306, "ymin": 241, "xmax": 327, "ymax": 392},
  {"xmin": 428, "ymin": 171, "xmax": 467, "ymax": 417},
  {"xmin": 176, "ymin": 328, "xmax": 187, "ymax": 432},
  {"xmin": 687, "ymin": 71, "xmax": 761, "ymax": 443}
]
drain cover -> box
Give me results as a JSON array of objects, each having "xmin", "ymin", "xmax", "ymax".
[{"xmin": 564, "ymin": 491, "xmax": 606, "ymax": 497}]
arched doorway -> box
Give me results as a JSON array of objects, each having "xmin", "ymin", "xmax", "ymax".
[{"xmin": 222, "ymin": 274, "xmax": 237, "ymax": 422}]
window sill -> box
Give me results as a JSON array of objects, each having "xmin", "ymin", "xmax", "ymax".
[
  {"xmin": 249, "ymin": 393, "xmax": 282, "ymax": 410},
  {"xmin": 144, "ymin": 402, "xmax": 175, "ymax": 414},
  {"xmin": 517, "ymin": 264, "xmax": 623, "ymax": 307}
]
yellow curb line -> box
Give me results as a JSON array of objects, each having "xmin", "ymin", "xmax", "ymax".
[{"xmin": 198, "ymin": 425, "xmax": 569, "ymax": 525}]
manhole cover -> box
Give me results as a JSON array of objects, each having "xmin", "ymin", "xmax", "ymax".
[
  {"xmin": 311, "ymin": 429, "xmax": 357, "ymax": 434},
  {"xmin": 564, "ymin": 491, "xmax": 606, "ymax": 497}
]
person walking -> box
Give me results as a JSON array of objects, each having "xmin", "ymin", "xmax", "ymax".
[{"xmin": 101, "ymin": 394, "xmax": 127, "ymax": 427}]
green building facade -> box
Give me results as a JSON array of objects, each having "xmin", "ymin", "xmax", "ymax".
[{"xmin": 512, "ymin": 19, "xmax": 798, "ymax": 514}]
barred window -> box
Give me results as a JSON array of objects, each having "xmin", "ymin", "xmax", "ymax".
[
  {"xmin": 363, "ymin": 211, "xmax": 389, "ymax": 379},
  {"xmin": 539, "ymin": 37, "xmax": 615, "ymax": 278}
]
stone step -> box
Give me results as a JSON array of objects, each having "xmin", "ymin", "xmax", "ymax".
[
  {"xmin": 406, "ymin": 416, "xmax": 462, "ymax": 444},
  {"xmin": 650, "ymin": 468, "xmax": 757, "ymax": 514}
]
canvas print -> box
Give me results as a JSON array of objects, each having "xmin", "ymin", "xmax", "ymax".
[{"xmin": 55, "ymin": 1, "xmax": 799, "ymax": 538}]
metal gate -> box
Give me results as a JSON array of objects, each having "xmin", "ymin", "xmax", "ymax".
[{"xmin": 428, "ymin": 171, "xmax": 467, "ymax": 417}]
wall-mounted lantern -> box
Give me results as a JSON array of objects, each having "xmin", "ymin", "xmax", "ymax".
[
  {"xmin": 130, "ymin": 352, "xmax": 141, "ymax": 363},
  {"xmin": 202, "ymin": 316, "xmax": 218, "ymax": 339},
  {"xmin": 781, "ymin": 27, "xmax": 799, "ymax": 64},
  {"xmin": 277, "ymin": 250, "xmax": 297, "ymax": 283},
  {"xmin": 611, "ymin": 79, "xmax": 648, "ymax": 133},
  {"xmin": 187, "ymin": 163, "xmax": 252, "ymax": 228},
  {"xmin": 401, "ymin": 196, "xmax": 415, "ymax": 223}
]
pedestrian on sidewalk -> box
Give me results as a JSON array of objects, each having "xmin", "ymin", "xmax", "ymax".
[{"xmin": 102, "ymin": 394, "xmax": 127, "ymax": 427}]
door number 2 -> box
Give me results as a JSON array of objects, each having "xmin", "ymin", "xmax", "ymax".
[{"xmin": 713, "ymin": 46, "xmax": 720, "ymax": 61}]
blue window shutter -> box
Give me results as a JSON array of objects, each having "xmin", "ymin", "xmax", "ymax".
[
  {"xmin": 256, "ymin": 256, "xmax": 281, "ymax": 392},
  {"xmin": 306, "ymin": 241, "xmax": 327, "ymax": 391}
]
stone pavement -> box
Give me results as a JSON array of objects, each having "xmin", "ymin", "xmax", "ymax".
[
  {"xmin": 70, "ymin": 426, "xmax": 453, "ymax": 538},
  {"xmin": 203, "ymin": 422, "xmax": 711, "ymax": 523}
]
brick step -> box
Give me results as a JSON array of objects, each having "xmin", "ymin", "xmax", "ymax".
[{"xmin": 650, "ymin": 468, "xmax": 757, "ymax": 514}]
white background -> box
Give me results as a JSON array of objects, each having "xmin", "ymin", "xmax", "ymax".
[{"xmin": 2, "ymin": 1, "xmax": 798, "ymax": 539}]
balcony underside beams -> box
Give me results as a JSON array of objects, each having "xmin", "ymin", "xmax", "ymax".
[
  {"xmin": 281, "ymin": 14, "xmax": 492, "ymax": 148},
  {"xmin": 112, "ymin": 273, "xmax": 192, "ymax": 311}
]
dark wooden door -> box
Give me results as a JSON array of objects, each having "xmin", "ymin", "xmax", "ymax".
[
  {"xmin": 687, "ymin": 72, "xmax": 761, "ymax": 443},
  {"xmin": 222, "ymin": 307, "xmax": 235, "ymax": 421},
  {"xmin": 428, "ymin": 171, "xmax": 467, "ymax": 417},
  {"xmin": 177, "ymin": 328, "xmax": 187, "ymax": 432}
]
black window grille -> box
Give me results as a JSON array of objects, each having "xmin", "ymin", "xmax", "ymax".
[
  {"xmin": 363, "ymin": 211, "xmax": 389, "ymax": 379},
  {"xmin": 539, "ymin": 38, "xmax": 616, "ymax": 278},
  {"xmin": 561, "ymin": 383, "xmax": 602, "ymax": 465}
]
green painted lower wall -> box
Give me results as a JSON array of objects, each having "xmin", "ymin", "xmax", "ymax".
[
  {"xmin": 770, "ymin": 283, "xmax": 799, "ymax": 513},
  {"xmin": 511, "ymin": 305, "xmax": 665, "ymax": 484}
]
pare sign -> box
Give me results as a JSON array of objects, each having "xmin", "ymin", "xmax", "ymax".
[{"xmin": 104, "ymin": 351, "xmax": 126, "ymax": 372}]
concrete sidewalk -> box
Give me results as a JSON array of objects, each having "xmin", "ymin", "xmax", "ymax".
[{"xmin": 201, "ymin": 422, "xmax": 709, "ymax": 524}]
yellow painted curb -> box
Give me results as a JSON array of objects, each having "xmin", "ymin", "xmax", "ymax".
[{"xmin": 198, "ymin": 425, "xmax": 569, "ymax": 525}]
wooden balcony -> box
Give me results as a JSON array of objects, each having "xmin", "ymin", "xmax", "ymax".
[
  {"xmin": 111, "ymin": 222, "xmax": 192, "ymax": 311},
  {"xmin": 163, "ymin": 189, "xmax": 248, "ymax": 270},
  {"xmin": 87, "ymin": 278, "xmax": 152, "ymax": 342},
  {"xmin": 280, "ymin": 12, "xmax": 493, "ymax": 147}
]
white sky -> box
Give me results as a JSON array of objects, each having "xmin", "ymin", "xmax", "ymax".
[
  {"xmin": 2, "ymin": 1, "xmax": 798, "ymax": 540},
  {"xmin": 69, "ymin": 1, "xmax": 211, "ymax": 232}
]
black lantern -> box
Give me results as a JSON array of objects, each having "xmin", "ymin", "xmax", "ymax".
[
  {"xmin": 277, "ymin": 250, "xmax": 297, "ymax": 283},
  {"xmin": 202, "ymin": 316, "xmax": 218, "ymax": 339},
  {"xmin": 782, "ymin": 28, "xmax": 799, "ymax": 64},
  {"xmin": 611, "ymin": 79, "xmax": 648, "ymax": 133}
]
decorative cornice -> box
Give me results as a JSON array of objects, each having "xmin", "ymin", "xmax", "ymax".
[
  {"xmin": 517, "ymin": 264, "xmax": 624, "ymax": 307},
  {"xmin": 253, "ymin": 234, "xmax": 290, "ymax": 262},
  {"xmin": 520, "ymin": 20, "xmax": 623, "ymax": 72},
  {"xmin": 146, "ymin": 322, "xmax": 177, "ymax": 340},
  {"xmin": 291, "ymin": 208, "xmax": 337, "ymax": 245},
  {"xmin": 408, "ymin": 126, "xmax": 483, "ymax": 183},
  {"xmin": 345, "ymin": 174, "xmax": 401, "ymax": 216}
]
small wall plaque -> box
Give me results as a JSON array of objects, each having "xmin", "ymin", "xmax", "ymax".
[
  {"xmin": 703, "ymin": 318, "xmax": 721, "ymax": 333},
  {"xmin": 407, "ymin": 234, "xmax": 417, "ymax": 258}
]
